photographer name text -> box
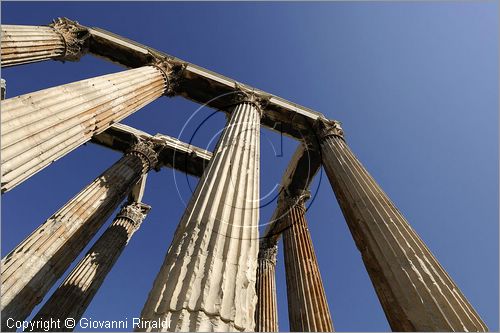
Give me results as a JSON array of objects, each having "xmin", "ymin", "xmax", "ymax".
[{"xmin": 6, "ymin": 317, "xmax": 171, "ymax": 331}]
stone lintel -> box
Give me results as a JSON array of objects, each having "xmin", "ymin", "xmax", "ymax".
[
  {"xmin": 91, "ymin": 123, "xmax": 212, "ymax": 178},
  {"xmin": 74, "ymin": 23, "xmax": 326, "ymax": 139},
  {"xmin": 262, "ymin": 143, "xmax": 321, "ymax": 244},
  {"xmin": 128, "ymin": 174, "xmax": 148, "ymax": 203}
]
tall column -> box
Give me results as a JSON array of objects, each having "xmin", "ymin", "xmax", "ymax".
[
  {"xmin": 138, "ymin": 90, "xmax": 265, "ymax": 332},
  {"xmin": 281, "ymin": 190, "xmax": 334, "ymax": 332},
  {"xmin": 316, "ymin": 118, "xmax": 488, "ymax": 331},
  {"xmin": 1, "ymin": 78, "xmax": 6, "ymax": 99},
  {"xmin": 1, "ymin": 141, "xmax": 158, "ymax": 330},
  {"xmin": 29, "ymin": 202, "xmax": 151, "ymax": 332},
  {"xmin": 1, "ymin": 18, "xmax": 89, "ymax": 67},
  {"xmin": 254, "ymin": 239, "xmax": 279, "ymax": 332},
  {"xmin": 1, "ymin": 65, "xmax": 167, "ymax": 193}
]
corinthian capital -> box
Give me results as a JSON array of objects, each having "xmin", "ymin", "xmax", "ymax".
[
  {"xmin": 227, "ymin": 84, "xmax": 271, "ymax": 116},
  {"xmin": 315, "ymin": 117, "xmax": 344, "ymax": 141},
  {"xmin": 278, "ymin": 188, "xmax": 311, "ymax": 212},
  {"xmin": 127, "ymin": 140, "xmax": 159, "ymax": 172},
  {"xmin": 258, "ymin": 240, "xmax": 278, "ymax": 265},
  {"xmin": 50, "ymin": 17, "xmax": 90, "ymax": 61},
  {"xmin": 151, "ymin": 56, "xmax": 188, "ymax": 96},
  {"xmin": 117, "ymin": 202, "xmax": 151, "ymax": 228}
]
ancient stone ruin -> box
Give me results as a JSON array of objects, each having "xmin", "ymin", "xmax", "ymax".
[{"xmin": 0, "ymin": 18, "xmax": 488, "ymax": 332}]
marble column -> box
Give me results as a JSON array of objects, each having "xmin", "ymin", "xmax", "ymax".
[
  {"xmin": 138, "ymin": 90, "xmax": 266, "ymax": 332},
  {"xmin": 255, "ymin": 239, "xmax": 279, "ymax": 332},
  {"xmin": 281, "ymin": 190, "xmax": 334, "ymax": 332},
  {"xmin": 1, "ymin": 141, "xmax": 158, "ymax": 330},
  {"xmin": 1, "ymin": 65, "xmax": 167, "ymax": 193},
  {"xmin": 1, "ymin": 18, "xmax": 89, "ymax": 67},
  {"xmin": 29, "ymin": 202, "xmax": 151, "ymax": 331},
  {"xmin": 1, "ymin": 78, "xmax": 6, "ymax": 99},
  {"xmin": 316, "ymin": 118, "xmax": 488, "ymax": 331}
]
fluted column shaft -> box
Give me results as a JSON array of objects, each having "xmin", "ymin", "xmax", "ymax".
[
  {"xmin": 1, "ymin": 78, "xmax": 6, "ymax": 99},
  {"xmin": 281, "ymin": 192, "xmax": 334, "ymax": 332},
  {"xmin": 255, "ymin": 240, "xmax": 279, "ymax": 332},
  {"xmin": 1, "ymin": 141, "xmax": 158, "ymax": 330},
  {"xmin": 29, "ymin": 202, "xmax": 151, "ymax": 331},
  {"xmin": 1, "ymin": 65, "xmax": 167, "ymax": 193},
  {"xmin": 1, "ymin": 18, "xmax": 89, "ymax": 67},
  {"xmin": 139, "ymin": 92, "xmax": 264, "ymax": 332},
  {"xmin": 317, "ymin": 119, "xmax": 488, "ymax": 331}
]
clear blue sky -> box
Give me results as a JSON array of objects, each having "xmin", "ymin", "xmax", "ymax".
[{"xmin": 1, "ymin": 2, "xmax": 498, "ymax": 331}]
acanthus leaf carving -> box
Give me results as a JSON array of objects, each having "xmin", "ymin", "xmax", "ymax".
[
  {"xmin": 50, "ymin": 17, "xmax": 90, "ymax": 62},
  {"xmin": 150, "ymin": 55, "xmax": 188, "ymax": 97},
  {"xmin": 315, "ymin": 117, "xmax": 344, "ymax": 141},
  {"xmin": 127, "ymin": 140, "xmax": 159, "ymax": 173},
  {"xmin": 226, "ymin": 84, "xmax": 271, "ymax": 116},
  {"xmin": 258, "ymin": 240, "xmax": 278, "ymax": 265},
  {"xmin": 117, "ymin": 202, "xmax": 151, "ymax": 228}
]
